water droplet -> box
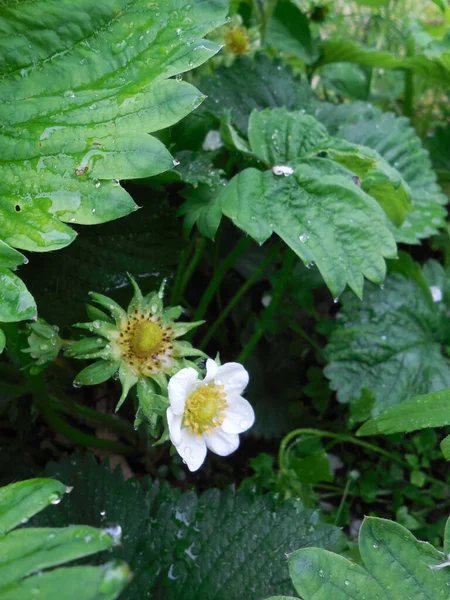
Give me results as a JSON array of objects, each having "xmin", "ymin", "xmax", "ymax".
[
  {"xmin": 318, "ymin": 569, "xmax": 324, "ymax": 578},
  {"xmin": 91, "ymin": 208, "xmax": 96, "ymax": 213},
  {"xmin": 345, "ymin": 580, "xmax": 350, "ymax": 586},
  {"xmin": 65, "ymin": 486, "xmax": 73, "ymax": 494},
  {"xmin": 173, "ymin": 158, "xmax": 180, "ymax": 167},
  {"xmin": 63, "ymin": 90, "xmax": 76, "ymax": 99},
  {"xmin": 373, "ymin": 543, "xmax": 378, "ymax": 548},
  {"xmin": 49, "ymin": 493, "xmax": 62, "ymax": 505},
  {"xmin": 299, "ymin": 233, "xmax": 309, "ymax": 243},
  {"xmin": 73, "ymin": 381, "xmax": 82, "ymax": 389}
]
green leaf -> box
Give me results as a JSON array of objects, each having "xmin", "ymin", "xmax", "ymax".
[
  {"xmin": 325, "ymin": 260, "xmax": 450, "ymax": 416},
  {"xmin": 266, "ymin": 2, "xmax": 318, "ymax": 64},
  {"xmin": 0, "ymin": 562, "xmax": 130, "ymax": 600},
  {"xmin": 0, "ymin": 0, "xmax": 227, "ymax": 322},
  {"xmin": 315, "ymin": 102, "xmax": 448, "ymax": 243},
  {"xmin": 0, "ymin": 479, "xmax": 66, "ymax": 534},
  {"xmin": 319, "ymin": 63, "xmax": 370, "ymax": 101},
  {"xmin": 441, "ymin": 434, "xmax": 450, "ymax": 460},
  {"xmin": 200, "ymin": 54, "xmax": 316, "ymax": 134},
  {"xmin": 248, "ymin": 109, "xmax": 328, "ymax": 164},
  {"xmin": 286, "ymin": 516, "xmax": 450, "ymax": 600},
  {"xmin": 317, "ymin": 39, "xmax": 450, "ymax": 84},
  {"xmin": 358, "ymin": 388, "xmax": 450, "ymax": 436},
  {"xmin": 0, "ymin": 526, "xmax": 121, "ymax": 589},
  {"xmin": 0, "ymin": 242, "xmax": 27, "ymax": 270},
  {"xmin": 0, "ymin": 268, "xmax": 36, "ymax": 323},
  {"xmin": 176, "ymin": 150, "xmax": 226, "ymax": 238},
  {"xmin": 35, "ymin": 452, "xmax": 344, "ymax": 600},
  {"xmin": 220, "ymin": 159, "xmax": 396, "ymax": 298},
  {"xmin": 0, "ymin": 330, "xmax": 5, "ymax": 354},
  {"xmin": 311, "ymin": 138, "xmax": 412, "ymax": 227},
  {"xmin": 0, "ymin": 478, "xmax": 130, "ymax": 599}
]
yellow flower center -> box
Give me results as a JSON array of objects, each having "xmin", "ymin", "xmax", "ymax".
[
  {"xmin": 118, "ymin": 311, "xmax": 174, "ymax": 376},
  {"xmin": 224, "ymin": 26, "xmax": 250, "ymax": 55},
  {"xmin": 131, "ymin": 321, "xmax": 163, "ymax": 357},
  {"xmin": 183, "ymin": 382, "xmax": 228, "ymax": 436}
]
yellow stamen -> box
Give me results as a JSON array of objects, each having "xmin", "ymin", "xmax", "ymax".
[{"xmin": 183, "ymin": 382, "xmax": 227, "ymax": 436}]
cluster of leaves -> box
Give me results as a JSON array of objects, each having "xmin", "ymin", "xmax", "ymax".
[
  {"xmin": 0, "ymin": 477, "xmax": 130, "ymax": 599},
  {"xmin": 1, "ymin": 0, "xmax": 450, "ymax": 599}
]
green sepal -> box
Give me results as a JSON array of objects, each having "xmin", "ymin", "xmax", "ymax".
[
  {"xmin": 85, "ymin": 304, "xmax": 114, "ymax": 324},
  {"xmin": 171, "ymin": 320, "xmax": 205, "ymax": 338},
  {"xmin": 116, "ymin": 364, "xmax": 139, "ymax": 411},
  {"xmin": 127, "ymin": 274, "xmax": 144, "ymax": 315},
  {"xmin": 89, "ymin": 292, "xmax": 126, "ymax": 325},
  {"xmin": 137, "ymin": 379, "xmax": 169, "ymax": 418},
  {"xmin": 152, "ymin": 427, "xmax": 170, "ymax": 447},
  {"xmin": 163, "ymin": 306, "xmax": 184, "ymax": 322},
  {"xmin": 64, "ymin": 337, "xmax": 107, "ymax": 358},
  {"xmin": 74, "ymin": 321, "xmax": 119, "ymax": 341},
  {"xmin": 148, "ymin": 372, "xmax": 168, "ymax": 393},
  {"xmin": 173, "ymin": 341, "xmax": 208, "ymax": 359},
  {"xmin": 0, "ymin": 329, "xmax": 5, "ymax": 354},
  {"xmin": 74, "ymin": 360, "xmax": 119, "ymax": 387}
]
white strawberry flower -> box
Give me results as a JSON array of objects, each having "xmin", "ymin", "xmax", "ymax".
[{"xmin": 167, "ymin": 359, "xmax": 255, "ymax": 472}]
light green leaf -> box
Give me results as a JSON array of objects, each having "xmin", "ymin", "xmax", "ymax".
[
  {"xmin": 315, "ymin": 102, "xmax": 447, "ymax": 243},
  {"xmin": 0, "ymin": 479, "xmax": 66, "ymax": 534},
  {"xmin": 0, "ymin": 0, "xmax": 227, "ymax": 322},
  {"xmin": 220, "ymin": 159, "xmax": 396, "ymax": 298},
  {"xmin": 287, "ymin": 516, "xmax": 450, "ymax": 600},
  {"xmin": 248, "ymin": 109, "xmax": 328, "ymax": 165},
  {"xmin": 0, "ymin": 562, "xmax": 129, "ymax": 600},
  {"xmin": 177, "ymin": 150, "xmax": 226, "ymax": 238},
  {"xmin": 0, "ymin": 477, "xmax": 130, "ymax": 599},
  {"xmin": 0, "ymin": 242, "xmax": 27, "ymax": 270},
  {"xmin": 317, "ymin": 39, "xmax": 450, "ymax": 84},
  {"xmin": 358, "ymin": 388, "xmax": 450, "ymax": 436},
  {"xmin": 266, "ymin": 2, "xmax": 318, "ymax": 63},
  {"xmin": 36, "ymin": 452, "xmax": 344, "ymax": 600},
  {"xmin": 441, "ymin": 434, "xmax": 450, "ymax": 460},
  {"xmin": 311, "ymin": 138, "xmax": 412, "ymax": 227},
  {"xmin": 0, "ymin": 526, "xmax": 120, "ymax": 589},
  {"xmin": 325, "ymin": 260, "xmax": 450, "ymax": 416},
  {"xmin": 0, "ymin": 268, "xmax": 36, "ymax": 323}
]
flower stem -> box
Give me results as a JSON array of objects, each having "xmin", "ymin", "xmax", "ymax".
[
  {"xmin": 170, "ymin": 234, "xmax": 197, "ymax": 305},
  {"xmin": 237, "ymin": 249, "xmax": 296, "ymax": 363},
  {"xmin": 176, "ymin": 236, "xmax": 208, "ymax": 306},
  {"xmin": 278, "ymin": 428, "xmax": 446, "ymax": 488},
  {"xmin": 187, "ymin": 236, "xmax": 252, "ymax": 338},
  {"xmin": 285, "ymin": 319, "xmax": 323, "ymax": 358},
  {"xmin": 199, "ymin": 245, "xmax": 280, "ymax": 350}
]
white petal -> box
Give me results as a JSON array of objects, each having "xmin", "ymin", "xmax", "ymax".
[
  {"xmin": 205, "ymin": 358, "xmax": 219, "ymax": 381},
  {"xmin": 175, "ymin": 428, "xmax": 207, "ymax": 472},
  {"xmin": 167, "ymin": 407, "xmax": 182, "ymax": 446},
  {"xmin": 168, "ymin": 368, "xmax": 199, "ymax": 415},
  {"xmin": 215, "ymin": 362, "xmax": 249, "ymax": 394},
  {"xmin": 222, "ymin": 395, "xmax": 255, "ymax": 434},
  {"xmin": 205, "ymin": 430, "xmax": 240, "ymax": 456}
]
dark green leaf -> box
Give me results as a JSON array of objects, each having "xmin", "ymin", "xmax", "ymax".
[
  {"xmin": 315, "ymin": 102, "xmax": 447, "ymax": 243},
  {"xmin": 287, "ymin": 516, "xmax": 450, "ymax": 600},
  {"xmin": 325, "ymin": 261, "xmax": 450, "ymax": 416},
  {"xmin": 35, "ymin": 453, "xmax": 343, "ymax": 600},
  {"xmin": 200, "ymin": 55, "xmax": 316, "ymax": 134},
  {"xmin": 220, "ymin": 159, "xmax": 396, "ymax": 298}
]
